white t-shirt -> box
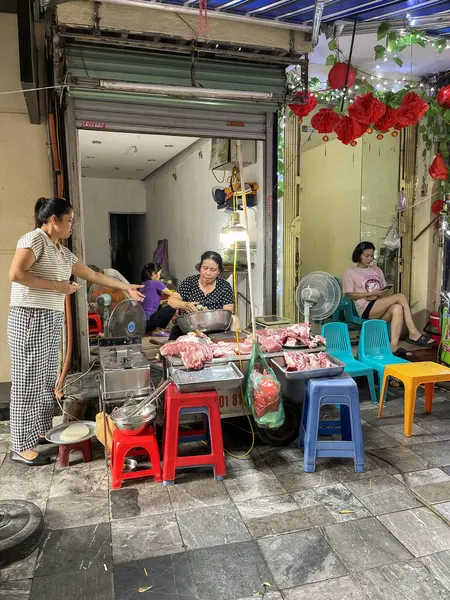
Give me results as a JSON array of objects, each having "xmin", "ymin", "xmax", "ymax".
[
  {"xmin": 343, "ymin": 266, "xmax": 387, "ymax": 317},
  {"xmin": 10, "ymin": 229, "xmax": 78, "ymax": 313}
]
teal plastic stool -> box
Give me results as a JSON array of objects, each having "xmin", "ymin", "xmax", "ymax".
[
  {"xmin": 322, "ymin": 322, "xmax": 378, "ymax": 404},
  {"xmin": 357, "ymin": 320, "xmax": 408, "ymax": 402}
]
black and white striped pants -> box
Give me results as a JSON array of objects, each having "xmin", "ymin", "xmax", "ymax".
[{"xmin": 8, "ymin": 307, "xmax": 64, "ymax": 452}]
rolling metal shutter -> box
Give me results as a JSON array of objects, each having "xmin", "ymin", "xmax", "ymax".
[{"xmin": 66, "ymin": 43, "xmax": 286, "ymax": 139}]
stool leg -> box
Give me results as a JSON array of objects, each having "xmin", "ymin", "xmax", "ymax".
[
  {"xmin": 349, "ymin": 396, "xmax": 365, "ymax": 473},
  {"xmin": 303, "ymin": 393, "xmax": 320, "ymax": 473},
  {"xmin": 298, "ymin": 390, "xmax": 309, "ymax": 448},
  {"xmin": 366, "ymin": 371, "xmax": 378, "ymax": 405},
  {"xmin": 82, "ymin": 440, "xmax": 92, "ymax": 463},
  {"xmin": 424, "ymin": 383, "xmax": 434, "ymax": 414},
  {"xmin": 148, "ymin": 436, "xmax": 162, "ymax": 483},
  {"xmin": 377, "ymin": 374, "xmax": 389, "ymax": 417},
  {"xmin": 403, "ymin": 382, "xmax": 417, "ymax": 437},
  {"xmin": 340, "ymin": 405, "xmax": 352, "ymax": 441},
  {"xmin": 208, "ymin": 403, "xmax": 226, "ymax": 480},
  {"xmin": 163, "ymin": 401, "xmax": 180, "ymax": 486},
  {"xmin": 111, "ymin": 442, "xmax": 127, "ymax": 490},
  {"xmin": 59, "ymin": 445, "xmax": 69, "ymax": 468}
]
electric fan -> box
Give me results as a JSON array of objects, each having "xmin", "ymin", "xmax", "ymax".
[
  {"xmin": 88, "ymin": 284, "xmax": 146, "ymax": 337},
  {"xmin": 295, "ymin": 272, "xmax": 341, "ymax": 323}
]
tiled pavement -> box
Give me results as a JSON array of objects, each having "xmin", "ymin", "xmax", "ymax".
[{"xmin": 3, "ymin": 388, "xmax": 450, "ymax": 599}]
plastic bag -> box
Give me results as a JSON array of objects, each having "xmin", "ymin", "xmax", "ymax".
[
  {"xmin": 244, "ymin": 341, "xmax": 285, "ymax": 429},
  {"xmin": 383, "ymin": 219, "xmax": 401, "ymax": 250}
]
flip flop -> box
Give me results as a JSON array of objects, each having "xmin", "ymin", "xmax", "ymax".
[
  {"xmin": 406, "ymin": 334, "xmax": 436, "ymax": 348},
  {"xmin": 393, "ymin": 348, "xmax": 412, "ymax": 359}
]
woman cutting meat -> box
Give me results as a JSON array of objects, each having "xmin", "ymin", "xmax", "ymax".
[
  {"xmin": 343, "ymin": 241, "xmax": 435, "ymax": 358},
  {"xmin": 8, "ymin": 197, "xmax": 144, "ymax": 466},
  {"xmin": 168, "ymin": 250, "xmax": 235, "ymax": 340}
]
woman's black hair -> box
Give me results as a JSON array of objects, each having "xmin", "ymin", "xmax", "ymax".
[
  {"xmin": 352, "ymin": 241, "xmax": 376, "ymax": 263},
  {"xmin": 34, "ymin": 197, "xmax": 73, "ymax": 228},
  {"xmin": 141, "ymin": 262, "xmax": 162, "ymax": 281},
  {"xmin": 195, "ymin": 251, "xmax": 223, "ymax": 273}
]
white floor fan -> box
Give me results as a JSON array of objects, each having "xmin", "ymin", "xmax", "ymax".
[{"xmin": 295, "ymin": 272, "xmax": 341, "ymax": 325}]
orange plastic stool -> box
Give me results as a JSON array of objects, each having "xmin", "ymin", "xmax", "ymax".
[
  {"xmin": 162, "ymin": 384, "xmax": 226, "ymax": 485},
  {"xmin": 111, "ymin": 426, "xmax": 162, "ymax": 489},
  {"xmin": 378, "ymin": 361, "xmax": 450, "ymax": 436}
]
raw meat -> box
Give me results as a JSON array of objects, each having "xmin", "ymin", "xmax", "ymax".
[
  {"xmin": 259, "ymin": 336, "xmax": 283, "ymax": 353},
  {"xmin": 161, "ymin": 335, "xmax": 213, "ymax": 370},
  {"xmin": 283, "ymin": 350, "xmax": 334, "ymax": 372}
]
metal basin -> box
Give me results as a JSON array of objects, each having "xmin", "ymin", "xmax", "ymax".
[
  {"xmin": 110, "ymin": 404, "xmax": 156, "ymax": 434},
  {"xmin": 176, "ymin": 309, "xmax": 233, "ymax": 334}
]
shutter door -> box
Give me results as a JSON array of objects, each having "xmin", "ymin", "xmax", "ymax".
[{"xmin": 66, "ymin": 43, "xmax": 285, "ymax": 139}]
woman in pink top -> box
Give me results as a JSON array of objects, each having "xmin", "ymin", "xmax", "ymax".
[{"xmin": 343, "ymin": 241, "xmax": 434, "ymax": 357}]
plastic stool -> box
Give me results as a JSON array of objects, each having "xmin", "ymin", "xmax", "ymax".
[
  {"xmin": 378, "ymin": 361, "xmax": 450, "ymax": 437},
  {"xmin": 299, "ymin": 373, "xmax": 365, "ymax": 473},
  {"xmin": 88, "ymin": 312, "xmax": 102, "ymax": 335},
  {"xmin": 58, "ymin": 439, "xmax": 92, "ymax": 468},
  {"xmin": 162, "ymin": 384, "xmax": 226, "ymax": 485},
  {"xmin": 111, "ymin": 426, "xmax": 162, "ymax": 489}
]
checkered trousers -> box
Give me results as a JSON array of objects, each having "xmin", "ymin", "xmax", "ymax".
[{"xmin": 8, "ymin": 307, "xmax": 64, "ymax": 452}]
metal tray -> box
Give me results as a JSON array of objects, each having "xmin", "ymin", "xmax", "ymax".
[
  {"xmin": 271, "ymin": 354, "xmax": 345, "ymax": 381},
  {"xmin": 169, "ymin": 362, "xmax": 244, "ymax": 393},
  {"xmin": 45, "ymin": 420, "xmax": 97, "ymax": 445}
]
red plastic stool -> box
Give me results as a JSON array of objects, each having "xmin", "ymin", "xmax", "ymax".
[
  {"xmin": 88, "ymin": 312, "xmax": 102, "ymax": 335},
  {"xmin": 162, "ymin": 384, "xmax": 226, "ymax": 485},
  {"xmin": 58, "ymin": 439, "xmax": 92, "ymax": 467},
  {"xmin": 111, "ymin": 426, "xmax": 162, "ymax": 489}
]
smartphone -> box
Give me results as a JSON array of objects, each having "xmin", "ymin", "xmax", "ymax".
[{"xmin": 382, "ymin": 285, "xmax": 393, "ymax": 291}]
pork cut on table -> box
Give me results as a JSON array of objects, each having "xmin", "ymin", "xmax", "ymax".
[
  {"xmin": 284, "ymin": 351, "xmax": 334, "ymax": 372},
  {"xmin": 160, "ymin": 334, "xmax": 213, "ymax": 370}
]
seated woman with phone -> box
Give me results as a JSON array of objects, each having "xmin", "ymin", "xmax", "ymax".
[{"xmin": 343, "ymin": 241, "xmax": 435, "ymax": 358}]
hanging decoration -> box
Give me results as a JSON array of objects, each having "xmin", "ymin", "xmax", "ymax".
[
  {"xmin": 328, "ymin": 62, "xmax": 356, "ymax": 90},
  {"xmin": 310, "ymin": 108, "xmax": 341, "ymax": 133},
  {"xmin": 429, "ymin": 153, "xmax": 449, "ymax": 181},
  {"xmin": 395, "ymin": 92, "xmax": 429, "ymax": 128},
  {"xmin": 437, "ymin": 85, "xmax": 450, "ymax": 109},
  {"xmin": 288, "ymin": 92, "xmax": 318, "ymax": 121},
  {"xmin": 348, "ymin": 92, "xmax": 386, "ymax": 125},
  {"xmin": 374, "ymin": 107, "xmax": 398, "ymax": 132},
  {"xmin": 334, "ymin": 116, "xmax": 366, "ymax": 146},
  {"xmin": 432, "ymin": 199, "xmax": 445, "ymax": 215}
]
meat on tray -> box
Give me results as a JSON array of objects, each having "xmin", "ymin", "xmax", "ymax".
[
  {"xmin": 160, "ymin": 324, "xmax": 326, "ymax": 370},
  {"xmin": 284, "ymin": 351, "xmax": 334, "ymax": 372}
]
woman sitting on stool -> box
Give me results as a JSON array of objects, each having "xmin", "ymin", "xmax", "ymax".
[
  {"xmin": 140, "ymin": 262, "xmax": 176, "ymax": 335},
  {"xmin": 343, "ymin": 241, "xmax": 435, "ymax": 358}
]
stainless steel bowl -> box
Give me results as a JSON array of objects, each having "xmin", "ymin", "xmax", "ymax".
[
  {"xmin": 110, "ymin": 404, "xmax": 156, "ymax": 432},
  {"xmin": 176, "ymin": 309, "xmax": 233, "ymax": 334}
]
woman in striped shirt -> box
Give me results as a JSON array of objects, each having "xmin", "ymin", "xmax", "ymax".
[{"xmin": 8, "ymin": 197, "xmax": 144, "ymax": 466}]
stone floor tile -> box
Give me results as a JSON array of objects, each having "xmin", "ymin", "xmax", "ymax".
[
  {"xmin": 283, "ymin": 576, "xmax": 368, "ymax": 600},
  {"xmin": 114, "ymin": 552, "xmax": 197, "ymax": 600},
  {"xmin": 271, "ymin": 460, "xmax": 338, "ymax": 493},
  {"xmin": 189, "ymin": 541, "xmax": 274, "ymax": 600},
  {"xmin": 167, "ymin": 474, "xmax": 231, "ymax": 511},
  {"xmin": 224, "ymin": 468, "xmax": 285, "ymax": 502},
  {"xmin": 177, "ymin": 505, "xmax": 250, "ymax": 549},
  {"xmin": 235, "ymin": 493, "xmax": 298, "ymax": 521},
  {"xmin": 225, "ymin": 452, "xmax": 268, "ymax": 474},
  {"xmin": 258, "ymin": 446, "xmax": 303, "ymax": 467},
  {"xmin": 0, "ymin": 454, "xmax": 5, "ymax": 468},
  {"xmin": 233, "ymin": 594, "xmax": 282, "ymax": 600},
  {"xmin": 409, "ymin": 441, "xmax": 450, "ymax": 467},
  {"xmin": 111, "ymin": 514, "xmax": 183, "ymax": 563},
  {"xmin": 327, "ymin": 455, "xmax": 388, "ymax": 483},
  {"xmin": 110, "ymin": 481, "xmax": 172, "ymax": 520},
  {"xmin": 421, "ymin": 550, "xmax": 450, "ymax": 591},
  {"xmin": 394, "ymin": 467, "xmax": 450, "ymax": 488},
  {"xmin": 378, "ymin": 507, "xmax": 450, "ymax": 557},
  {"xmin": 49, "ymin": 460, "xmax": 108, "ymax": 498},
  {"xmin": 258, "ymin": 529, "xmax": 347, "ymax": 589},
  {"xmin": 0, "ymin": 551, "xmax": 38, "ymax": 583},
  {"xmin": 323, "ymin": 517, "xmax": 412, "ymax": 571},
  {"xmin": 433, "ymin": 501, "xmax": 450, "ymax": 521},
  {"xmin": 352, "ymin": 560, "xmax": 450, "ymax": 600},
  {"xmin": 35, "ymin": 523, "xmax": 112, "ymax": 577},
  {"xmin": 345, "ymin": 475, "xmax": 420, "ymax": 515},
  {"xmin": 379, "ymin": 423, "xmax": 440, "ymax": 445},
  {"xmin": 45, "ymin": 492, "xmax": 109, "ymax": 530},
  {"xmin": 292, "ymin": 483, "xmax": 371, "ymax": 522},
  {"xmin": 412, "ymin": 481, "xmax": 450, "ymax": 504},
  {"xmin": 368, "ymin": 446, "xmax": 428, "ymax": 473},
  {"xmin": 0, "ymin": 580, "xmax": 32, "ymax": 600},
  {"xmin": 361, "ymin": 423, "xmax": 398, "ymax": 450},
  {"xmin": 246, "ymin": 508, "xmax": 312, "ymax": 539},
  {"xmin": 416, "ymin": 418, "xmax": 450, "ymax": 441},
  {"xmin": 30, "ymin": 567, "xmax": 113, "ymax": 600}
]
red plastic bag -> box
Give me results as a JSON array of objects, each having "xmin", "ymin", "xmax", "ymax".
[{"xmin": 251, "ymin": 369, "xmax": 281, "ymax": 418}]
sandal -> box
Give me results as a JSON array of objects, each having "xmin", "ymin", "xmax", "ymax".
[
  {"xmin": 393, "ymin": 348, "xmax": 412, "ymax": 359},
  {"xmin": 406, "ymin": 334, "xmax": 436, "ymax": 348}
]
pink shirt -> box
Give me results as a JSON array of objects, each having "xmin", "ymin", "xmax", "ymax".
[{"xmin": 343, "ymin": 266, "xmax": 387, "ymax": 317}]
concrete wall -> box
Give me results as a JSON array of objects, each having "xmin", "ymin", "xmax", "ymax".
[
  {"xmin": 0, "ymin": 14, "xmax": 52, "ymax": 383},
  {"xmin": 144, "ymin": 138, "xmax": 265, "ymax": 319},
  {"xmin": 80, "ymin": 177, "xmax": 146, "ymax": 268}
]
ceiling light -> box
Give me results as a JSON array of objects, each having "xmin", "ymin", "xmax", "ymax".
[
  {"xmin": 136, "ymin": 168, "xmax": 144, "ymax": 171},
  {"xmin": 91, "ymin": 140, "xmax": 102, "ymax": 144},
  {"xmin": 113, "ymin": 167, "xmax": 120, "ymax": 171},
  {"xmin": 148, "ymin": 159, "xmax": 156, "ymax": 162},
  {"xmin": 164, "ymin": 144, "xmax": 174, "ymax": 148},
  {"xmin": 86, "ymin": 156, "xmax": 95, "ymax": 159}
]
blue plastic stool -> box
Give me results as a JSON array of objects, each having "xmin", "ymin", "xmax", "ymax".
[
  {"xmin": 179, "ymin": 408, "xmax": 209, "ymax": 444},
  {"xmin": 299, "ymin": 373, "xmax": 365, "ymax": 473}
]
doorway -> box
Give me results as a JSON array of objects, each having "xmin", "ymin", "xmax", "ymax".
[{"xmin": 109, "ymin": 213, "xmax": 146, "ymax": 283}]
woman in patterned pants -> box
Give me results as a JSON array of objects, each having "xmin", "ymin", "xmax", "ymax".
[{"xmin": 8, "ymin": 197, "xmax": 145, "ymax": 466}]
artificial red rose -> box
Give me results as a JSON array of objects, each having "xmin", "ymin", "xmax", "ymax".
[
  {"xmin": 395, "ymin": 91, "xmax": 429, "ymax": 127},
  {"xmin": 310, "ymin": 108, "xmax": 341, "ymax": 133},
  {"xmin": 348, "ymin": 93, "xmax": 386, "ymax": 125},
  {"xmin": 334, "ymin": 116, "xmax": 367, "ymax": 145},
  {"xmin": 288, "ymin": 92, "xmax": 318, "ymax": 119},
  {"xmin": 432, "ymin": 199, "xmax": 444, "ymax": 215},
  {"xmin": 429, "ymin": 153, "xmax": 448, "ymax": 180},
  {"xmin": 328, "ymin": 63, "xmax": 356, "ymax": 90},
  {"xmin": 437, "ymin": 85, "xmax": 450, "ymax": 109},
  {"xmin": 374, "ymin": 107, "xmax": 399, "ymax": 132}
]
